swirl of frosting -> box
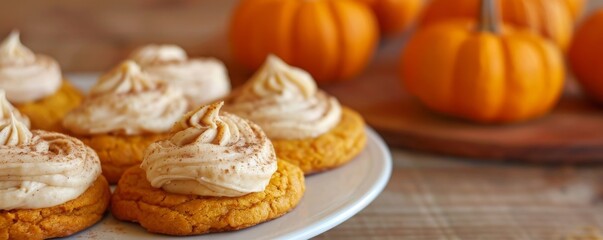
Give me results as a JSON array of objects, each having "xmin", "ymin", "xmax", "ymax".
[
  {"xmin": 141, "ymin": 101, "xmax": 277, "ymax": 197},
  {"xmin": 0, "ymin": 119, "xmax": 101, "ymax": 210},
  {"xmin": 0, "ymin": 31, "xmax": 62, "ymax": 103},
  {"xmin": 0, "ymin": 90, "xmax": 30, "ymax": 128},
  {"xmin": 62, "ymin": 60, "xmax": 188, "ymax": 136},
  {"xmin": 0, "ymin": 114, "xmax": 31, "ymax": 146},
  {"xmin": 129, "ymin": 44, "xmax": 231, "ymax": 107},
  {"xmin": 224, "ymin": 55, "xmax": 342, "ymax": 140}
]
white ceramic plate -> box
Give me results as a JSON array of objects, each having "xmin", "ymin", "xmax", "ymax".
[{"xmin": 64, "ymin": 74, "xmax": 393, "ymax": 240}]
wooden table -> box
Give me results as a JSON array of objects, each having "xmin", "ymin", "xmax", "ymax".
[
  {"xmin": 3, "ymin": 1, "xmax": 603, "ymax": 239},
  {"xmin": 316, "ymin": 150, "xmax": 603, "ymax": 239}
]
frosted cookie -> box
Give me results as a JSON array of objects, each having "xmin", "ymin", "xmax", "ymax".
[
  {"xmin": 0, "ymin": 31, "xmax": 82, "ymax": 132},
  {"xmin": 0, "ymin": 115, "xmax": 110, "ymax": 239},
  {"xmin": 111, "ymin": 102, "xmax": 305, "ymax": 235},
  {"xmin": 224, "ymin": 55, "xmax": 367, "ymax": 174},
  {"xmin": 63, "ymin": 60, "xmax": 188, "ymax": 183}
]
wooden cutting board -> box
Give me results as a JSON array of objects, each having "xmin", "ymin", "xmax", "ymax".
[{"xmin": 320, "ymin": 38, "xmax": 603, "ymax": 164}]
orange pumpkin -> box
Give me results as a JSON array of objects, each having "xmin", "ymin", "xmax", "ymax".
[
  {"xmin": 401, "ymin": 0, "xmax": 565, "ymax": 123},
  {"xmin": 569, "ymin": 9, "xmax": 603, "ymax": 104},
  {"xmin": 356, "ymin": 0, "xmax": 424, "ymax": 36},
  {"xmin": 229, "ymin": 0, "xmax": 379, "ymax": 82},
  {"xmin": 420, "ymin": 0, "xmax": 574, "ymax": 50}
]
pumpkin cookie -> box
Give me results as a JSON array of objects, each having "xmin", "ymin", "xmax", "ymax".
[
  {"xmin": 63, "ymin": 60, "xmax": 188, "ymax": 183},
  {"xmin": 0, "ymin": 116, "xmax": 109, "ymax": 239},
  {"xmin": 16, "ymin": 80, "xmax": 82, "ymax": 132},
  {"xmin": 77, "ymin": 133, "xmax": 169, "ymax": 184},
  {"xmin": 112, "ymin": 161, "xmax": 304, "ymax": 235},
  {"xmin": 272, "ymin": 107, "xmax": 366, "ymax": 174},
  {"xmin": 0, "ymin": 176, "xmax": 110, "ymax": 240},
  {"xmin": 225, "ymin": 55, "xmax": 367, "ymax": 174},
  {"xmin": 0, "ymin": 31, "xmax": 82, "ymax": 132},
  {"xmin": 111, "ymin": 102, "xmax": 305, "ymax": 236},
  {"xmin": 129, "ymin": 44, "xmax": 231, "ymax": 108}
]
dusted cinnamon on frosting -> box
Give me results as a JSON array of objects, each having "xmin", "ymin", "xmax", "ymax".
[
  {"xmin": 129, "ymin": 44, "xmax": 231, "ymax": 107},
  {"xmin": 62, "ymin": 60, "xmax": 188, "ymax": 136},
  {"xmin": 141, "ymin": 101, "xmax": 277, "ymax": 197},
  {"xmin": 0, "ymin": 115, "xmax": 101, "ymax": 210},
  {"xmin": 224, "ymin": 55, "xmax": 342, "ymax": 140},
  {"xmin": 0, "ymin": 31, "xmax": 61, "ymax": 103},
  {"xmin": 0, "ymin": 90, "xmax": 29, "ymax": 128}
]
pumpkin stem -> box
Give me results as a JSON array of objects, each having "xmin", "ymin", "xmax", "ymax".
[{"xmin": 478, "ymin": 0, "xmax": 500, "ymax": 33}]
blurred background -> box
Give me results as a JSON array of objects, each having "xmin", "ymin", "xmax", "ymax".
[
  {"xmin": 0, "ymin": 0, "xmax": 239, "ymax": 72},
  {"xmin": 3, "ymin": 1, "xmax": 603, "ymax": 167},
  {"xmin": 2, "ymin": 0, "xmax": 600, "ymax": 73}
]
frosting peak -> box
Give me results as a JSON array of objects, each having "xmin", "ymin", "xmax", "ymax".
[
  {"xmin": 141, "ymin": 101, "xmax": 277, "ymax": 197},
  {"xmin": 170, "ymin": 102, "xmax": 237, "ymax": 146},
  {"xmin": 225, "ymin": 55, "xmax": 342, "ymax": 140},
  {"xmin": 0, "ymin": 90, "xmax": 30, "ymax": 128},
  {"xmin": 0, "ymin": 114, "xmax": 31, "ymax": 146},
  {"xmin": 242, "ymin": 55, "xmax": 316, "ymax": 100},
  {"xmin": 173, "ymin": 101, "xmax": 222, "ymax": 131},
  {"xmin": 89, "ymin": 60, "xmax": 157, "ymax": 97},
  {"xmin": 0, "ymin": 31, "xmax": 36, "ymax": 65}
]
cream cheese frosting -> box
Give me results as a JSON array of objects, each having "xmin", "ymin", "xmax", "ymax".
[
  {"xmin": 141, "ymin": 101, "xmax": 277, "ymax": 197},
  {"xmin": 0, "ymin": 90, "xmax": 30, "ymax": 128},
  {"xmin": 0, "ymin": 115, "xmax": 101, "ymax": 210},
  {"xmin": 224, "ymin": 55, "xmax": 342, "ymax": 140},
  {"xmin": 62, "ymin": 60, "xmax": 188, "ymax": 136},
  {"xmin": 130, "ymin": 44, "xmax": 231, "ymax": 107},
  {"xmin": 0, "ymin": 31, "xmax": 62, "ymax": 104}
]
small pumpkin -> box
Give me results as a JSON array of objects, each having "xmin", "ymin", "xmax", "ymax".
[
  {"xmin": 356, "ymin": 0, "xmax": 424, "ymax": 36},
  {"xmin": 420, "ymin": 0, "xmax": 574, "ymax": 50},
  {"xmin": 229, "ymin": 0, "xmax": 379, "ymax": 82},
  {"xmin": 401, "ymin": 0, "xmax": 565, "ymax": 123},
  {"xmin": 569, "ymin": 9, "xmax": 603, "ymax": 104}
]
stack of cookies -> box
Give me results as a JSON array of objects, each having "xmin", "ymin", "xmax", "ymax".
[{"xmin": 0, "ymin": 31, "xmax": 367, "ymax": 237}]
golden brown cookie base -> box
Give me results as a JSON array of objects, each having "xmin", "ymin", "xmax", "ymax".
[
  {"xmin": 75, "ymin": 133, "xmax": 169, "ymax": 184},
  {"xmin": 0, "ymin": 176, "xmax": 111, "ymax": 240},
  {"xmin": 16, "ymin": 80, "xmax": 83, "ymax": 133},
  {"xmin": 111, "ymin": 161, "xmax": 305, "ymax": 236},
  {"xmin": 272, "ymin": 107, "xmax": 367, "ymax": 175}
]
